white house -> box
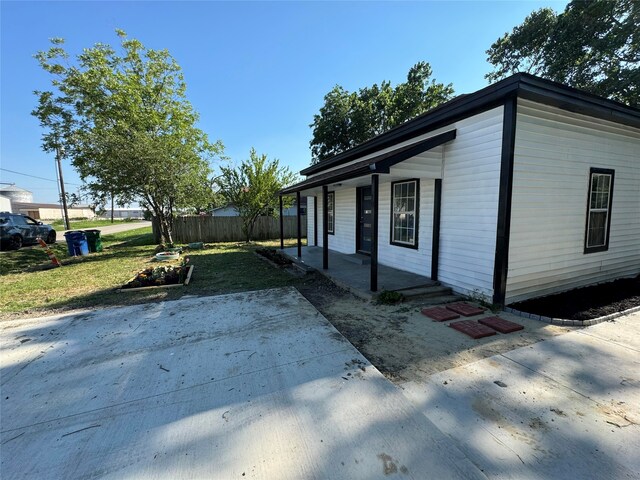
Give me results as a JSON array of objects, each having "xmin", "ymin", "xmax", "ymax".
[
  {"xmin": 212, "ymin": 198, "xmax": 307, "ymax": 217},
  {"xmin": 280, "ymin": 73, "xmax": 640, "ymax": 305}
]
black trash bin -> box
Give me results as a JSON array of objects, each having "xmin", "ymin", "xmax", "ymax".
[
  {"xmin": 63, "ymin": 231, "xmax": 89, "ymax": 256},
  {"xmin": 83, "ymin": 229, "xmax": 103, "ymax": 253}
]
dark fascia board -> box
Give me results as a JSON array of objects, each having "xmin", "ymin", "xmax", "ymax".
[
  {"xmin": 281, "ymin": 164, "xmax": 374, "ymax": 194},
  {"xmin": 375, "ymin": 129, "xmax": 456, "ymax": 171},
  {"xmin": 302, "ymin": 72, "xmax": 640, "ymax": 177},
  {"xmin": 280, "ymin": 129, "xmax": 456, "ymax": 194},
  {"xmin": 517, "ymin": 83, "xmax": 640, "ymax": 129}
]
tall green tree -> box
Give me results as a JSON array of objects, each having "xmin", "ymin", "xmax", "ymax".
[
  {"xmin": 32, "ymin": 30, "xmax": 223, "ymax": 244},
  {"xmin": 310, "ymin": 62, "xmax": 454, "ymax": 163},
  {"xmin": 486, "ymin": 0, "xmax": 639, "ymax": 107},
  {"xmin": 216, "ymin": 149, "xmax": 297, "ymax": 242}
]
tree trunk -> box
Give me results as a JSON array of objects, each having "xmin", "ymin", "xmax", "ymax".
[
  {"xmin": 160, "ymin": 216, "xmax": 173, "ymax": 246},
  {"xmin": 245, "ymin": 216, "xmax": 258, "ymax": 243},
  {"xmin": 152, "ymin": 207, "xmax": 174, "ymax": 246},
  {"xmin": 110, "ymin": 194, "xmax": 114, "ymax": 224}
]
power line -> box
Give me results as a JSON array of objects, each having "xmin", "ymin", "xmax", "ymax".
[{"xmin": 0, "ymin": 167, "xmax": 82, "ymax": 186}]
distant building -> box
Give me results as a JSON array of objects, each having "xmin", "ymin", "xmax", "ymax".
[
  {"xmin": 0, "ymin": 195, "xmax": 12, "ymax": 212},
  {"xmin": 212, "ymin": 198, "xmax": 307, "ymax": 217},
  {"xmin": 11, "ymin": 202, "xmax": 95, "ymax": 220},
  {"xmin": 98, "ymin": 208, "xmax": 145, "ymax": 219},
  {"xmin": 0, "ymin": 185, "xmax": 33, "ymax": 204}
]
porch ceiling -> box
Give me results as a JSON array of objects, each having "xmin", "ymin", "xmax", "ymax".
[{"xmin": 281, "ymin": 129, "xmax": 455, "ymax": 195}]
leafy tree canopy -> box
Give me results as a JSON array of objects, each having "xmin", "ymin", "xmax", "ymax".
[
  {"xmin": 310, "ymin": 62, "xmax": 454, "ymax": 163},
  {"xmin": 32, "ymin": 30, "xmax": 223, "ymax": 244},
  {"xmin": 216, "ymin": 149, "xmax": 297, "ymax": 242},
  {"xmin": 486, "ymin": 0, "xmax": 639, "ymax": 107}
]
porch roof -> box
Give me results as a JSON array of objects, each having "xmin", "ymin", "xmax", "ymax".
[{"xmin": 280, "ymin": 129, "xmax": 455, "ymax": 194}]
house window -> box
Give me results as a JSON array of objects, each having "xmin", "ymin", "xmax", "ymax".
[
  {"xmin": 585, "ymin": 168, "xmax": 614, "ymax": 253},
  {"xmin": 327, "ymin": 191, "xmax": 335, "ymax": 235},
  {"xmin": 391, "ymin": 179, "xmax": 419, "ymax": 248}
]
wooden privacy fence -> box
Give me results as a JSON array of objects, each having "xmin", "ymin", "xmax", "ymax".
[{"xmin": 153, "ymin": 215, "xmax": 307, "ymax": 243}]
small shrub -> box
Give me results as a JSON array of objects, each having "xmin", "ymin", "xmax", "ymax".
[
  {"xmin": 377, "ymin": 290, "xmax": 404, "ymax": 305},
  {"xmin": 469, "ymin": 289, "xmax": 501, "ymax": 312}
]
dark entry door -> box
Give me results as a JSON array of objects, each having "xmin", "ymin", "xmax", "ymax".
[{"xmin": 357, "ymin": 186, "xmax": 373, "ymax": 254}]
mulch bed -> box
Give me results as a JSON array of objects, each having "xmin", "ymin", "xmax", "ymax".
[
  {"xmin": 255, "ymin": 248, "xmax": 292, "ymax": 266},
  {"xmin": 510, "ymin": 276, "xmax": 640, "ymax": 320}
]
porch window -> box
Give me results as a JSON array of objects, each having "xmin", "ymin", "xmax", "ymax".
[
  {"xmin": 327, "ymin": 191, "xmax": 335, "ymax": 235},
  {"xmin": 391, "ymin": 179, "xmax": 419, "ymax": 248},
  {"xmin": 585, "ymin": 168, "xmax": 614, "ymax": 253}
]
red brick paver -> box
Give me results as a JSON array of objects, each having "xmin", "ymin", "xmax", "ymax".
[
  {"xmin": 449, "ymin": 320, "xmax": 497, "ymax": 339},
  {"xmin": 479, "ymin": 316, "xmax": 524, "ymax": 334},
  {"xmin": 421, "ymin": 307, "xmax": 460, "ymax": 322},
  {"xmin": 445, "ymin": 302, "xmax": 486, "ymax": 317}
]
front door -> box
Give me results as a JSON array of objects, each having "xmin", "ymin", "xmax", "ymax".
[{"xmin": 357, "ymin": 186, "xmax": 373, "ymax": 254}]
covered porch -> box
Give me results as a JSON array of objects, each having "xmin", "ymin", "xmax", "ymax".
[
  {"xmin": 281, "ymin": 246, "xmax": 437, "ymax": 298},
  {"xmin": 278, "ymin": 130, "xmax": 456, "ymax": 293}
]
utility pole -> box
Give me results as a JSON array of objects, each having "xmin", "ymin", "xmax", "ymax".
[{"xmin": 56, "ymin": 144, "xmax": 71, "ymax": 231}]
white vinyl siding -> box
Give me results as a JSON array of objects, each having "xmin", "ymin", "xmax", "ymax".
[
  {"xmin": 437, "ymin": 106, "xmax": 504, "ymax": 298},
  {"xmin": 316, "ymin": 188, "xmax": 356, "ymax": 254},
  {"xmin": 314, "ymin": 106, "xmax": 504, "ymax": 290},
  {"xmin": 306, "ymin": 196, "xmax": 316, "ymax": 246},
  {"xmin": 506, "ymin": 99, "xmax": 640, "ymax": 303}
]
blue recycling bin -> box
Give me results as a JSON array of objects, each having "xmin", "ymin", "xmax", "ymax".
[{"xmin": 63, "ymin": 231, "xmax": 89, "ymax": 257}]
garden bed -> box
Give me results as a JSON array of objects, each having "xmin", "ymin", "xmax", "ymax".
[
  {"xmin": 509, "ymin": 276, "xmax": 640, "ymax": 321},
  {"xmin": 120, "ymin": 265, "xmax": 194, "ymax": 292}
]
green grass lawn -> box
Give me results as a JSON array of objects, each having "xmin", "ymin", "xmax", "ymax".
[
  {"xmin": 49, "ymin": 218, "xmax": 138, "ymax": 230},
  {"xmin": 0, "ymin": 226, "xmax": 307, "ymax": 318}
]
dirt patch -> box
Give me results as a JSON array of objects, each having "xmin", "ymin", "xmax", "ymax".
[
  {"xmin": 297, "ymin": 275, "xmax": 570, "ymax": 384},
  {"xmin": 510, "ymin": 276, "xmax": 640, "ymax": 320},
  {"xmin": 255, "ymin": 248, "xmax": 292, "ymax": 266}
]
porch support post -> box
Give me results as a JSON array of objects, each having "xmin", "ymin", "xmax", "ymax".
[
  {"xmin": 296, "ymin": 191, "xmax": 302, "ymax": 258},
  {"xmin": 322, "ymin": 185, "xmax": 328, "ymax": 270},
  {"xmin": 431, "ymin": 179, "xmax": 442, "ymax": 281},
  {"xmin": 279, "ymin": 194, "xmax": 284, "ymax": 250},
  {"xmin": 313, "ymin": 196, "xmax": 318, "ymax": 246},
  {"xmin": 370, "ymin": 174, "xmax": 379, "ymax": 292}
]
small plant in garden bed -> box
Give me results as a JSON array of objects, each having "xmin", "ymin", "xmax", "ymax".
[
  {"xmin": 123, "ymin": 257, "xmax": 191, "ymax": 289},
  {"xmin": 377, "ymin": 290, "xmax": 404, "ymax": 305},
  {"xmin": 255, "ymin": 248, "xmax": 292, "ymax": 266}
]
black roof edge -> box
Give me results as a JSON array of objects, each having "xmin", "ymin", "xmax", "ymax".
[
  {"xmin": 302, "ymin": 73, "xmax": 640, "ymax": 177},
  {"xmin": 280, "ymin": 129, "xmax": 457, "ymax": 195}
]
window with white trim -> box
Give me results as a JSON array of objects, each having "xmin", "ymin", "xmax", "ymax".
[
  {"xmin": 391, "ymin": 180, "xmax": 418, "ymax": 248},
  {"xmin": 585, "ymin": 168, "xmax": 614, "ymax": 253},
  {"xmin": 327, "ymin": 192, "xmax": 335, "ymax": 234}
]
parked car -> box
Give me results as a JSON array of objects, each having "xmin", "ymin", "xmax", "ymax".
[{"xmin": 0, "ymin": 213, "xmax": 56, "ymax": 250}]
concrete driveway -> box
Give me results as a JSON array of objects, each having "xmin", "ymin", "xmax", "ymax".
[
  {"xmin": 60, "ymin": 220, "xmax": 151, "ymax": 239},
  {"xmin": 402, "ymin": 312, "xmax": 640, "ymax": 479},
  {"xmin": 0, "ymin": 288, "xmax": 483, "ymax": 479}
]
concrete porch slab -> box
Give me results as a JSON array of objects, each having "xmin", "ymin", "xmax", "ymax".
[{"xmin": 281, "ymin": 246, "xmax": 436, "ymax": 299}]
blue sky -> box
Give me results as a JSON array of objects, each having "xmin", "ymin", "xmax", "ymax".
[{"xmin": 1, "ymin": 0, "xmax": 567, "ymax": 203}]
